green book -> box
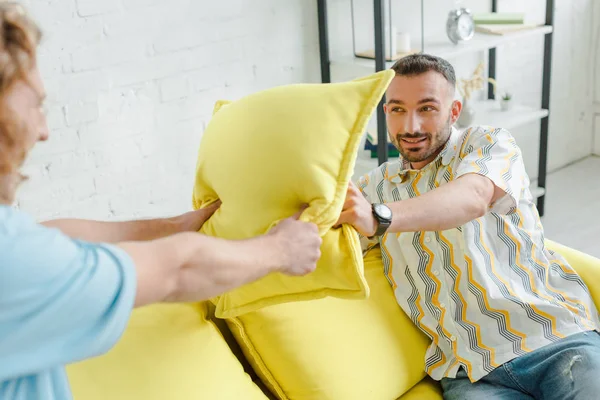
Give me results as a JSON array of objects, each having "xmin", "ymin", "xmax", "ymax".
[{"xmin": 473, "ymin": 12, "xmax": 525, "ymax": 25}]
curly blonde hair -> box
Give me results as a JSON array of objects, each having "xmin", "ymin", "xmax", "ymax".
[{"xmin": 0, "ymin": 2, "xmax": 41, "ymax": 204}]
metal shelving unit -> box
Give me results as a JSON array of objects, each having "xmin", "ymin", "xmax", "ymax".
[{"xmin": 316, "ymin": 0, "xmax": 554, "ymax": 216}]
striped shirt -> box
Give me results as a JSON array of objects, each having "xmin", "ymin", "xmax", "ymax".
[{"xmin": 358, "ymin": 125, "xmax": 600, "ymax": 382}]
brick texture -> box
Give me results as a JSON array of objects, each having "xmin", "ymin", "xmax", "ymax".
[
  {"xmin": 16, "ymin": 0, "xmax": 595, "ymax": 221},
  {"xmin": 18, "ymin": 0, "xmax": 320, "ymax": 220}
]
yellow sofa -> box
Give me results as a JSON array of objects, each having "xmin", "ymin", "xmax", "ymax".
[{"xmin": 66, "ymin": 239, "xmax": 600, "ymax": 400}]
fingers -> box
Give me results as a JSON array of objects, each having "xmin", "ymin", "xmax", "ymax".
[
  {"xmin": 349, "ymin": 182, "xmax": 363, "ymax": 198},
  {"xmin": 201, "ymin": 200, "xmax": 221, "ymax": 215},
  {"xmin": 207, "ymin": 200, "xmax": 222, "ymax": 209},
  {"xmin": 335, "ymin": 210, "xmax": 352, "ymax": 227},
  {"xmin": 342, "ymin": 192, "xmax": 356, "ymax": 210},
  {"xmin": 349, "ymin": 181, "xmax": 361, "ymax": 193},
  {"xmin": 289, "ymin": 204, "xmax": 309, "ymax": 220}
]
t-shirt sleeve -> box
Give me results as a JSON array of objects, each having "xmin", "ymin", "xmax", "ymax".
[
  {"xmin": 0, "ymin": 210, "xmax": 136, "ymax": 380},
  {"xmin": 454, "ymin": 127, "xmax": 528, "ymax": 215}
]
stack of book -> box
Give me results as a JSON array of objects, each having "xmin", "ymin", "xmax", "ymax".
[{"xmin": 473, "ymin": 12, "xmax": 538, "ymax": 35}]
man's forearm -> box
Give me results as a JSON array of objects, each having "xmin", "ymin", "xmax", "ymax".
[
  {"xmin": 118, "ymin": 233, "xmax": 282, "ymax": 307},
  {"xmin": 388, "ymin": 174, "xmax": 493, "ymax": 232},
  {"xmin": 42, "ymin": 217, "xmax": 182, "ymax": 243}
]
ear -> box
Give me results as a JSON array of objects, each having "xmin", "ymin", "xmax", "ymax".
[
  {"xmin": 383, "ymin": 102, "xmax": 389, "ymax": 114},
  {"xmin": 450, "ymin": 99, "xmax": 462, "ymax": 125}
]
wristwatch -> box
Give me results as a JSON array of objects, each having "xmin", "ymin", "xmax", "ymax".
[{"xmin": 369, "ymin": 203, "xmax": 392, "ymax": 239}]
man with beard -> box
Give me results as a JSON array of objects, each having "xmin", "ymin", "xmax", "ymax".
[{"xmin": 336, "ymin": 53, "xmax": 600, "ymax": 399}]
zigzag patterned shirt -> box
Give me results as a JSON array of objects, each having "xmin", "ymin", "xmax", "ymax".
[{"xmin": 357, "ymin": 125, "xmax": 600, "ymax": 382}]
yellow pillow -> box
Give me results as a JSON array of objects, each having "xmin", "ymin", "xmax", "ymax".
[
  {"xmin": 66, "ymin": 303, "xmax": 268, "ymax": 400},
  {"xmin": 192, "ymin": 70, "xmax": 394, "ymax": 319},
  {"xmin": 226, "ymin": 246, "xmax": 431, "ymax": 400}
]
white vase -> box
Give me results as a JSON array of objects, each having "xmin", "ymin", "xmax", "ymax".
[
  {"xmin": 457, "ymin": 99, "xmax": 475, "ymax": 128},
  {"xmin": 500, "ymin": 99, "xmax": 513, "ymax": 111}
]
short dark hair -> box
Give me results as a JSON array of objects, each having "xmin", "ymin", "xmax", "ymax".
[{"xmin": 390, "ymin": 53, "xmax": 456, "ymax": 88}]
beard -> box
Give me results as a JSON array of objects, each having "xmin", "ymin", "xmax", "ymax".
[{"xmin": 392, "ymin": 115, "xmax": 453, "ymax": 164}]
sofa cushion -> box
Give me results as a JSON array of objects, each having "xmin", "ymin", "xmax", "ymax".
[
  {"xmin": 397, "ymin": 376, "xmax": 443, "ymax": 400},
  {"xmin": 545, "ymin": 239, "xmax": 600, "ymax": 306},
  {"xmin": 66, "ymin": 303, "xmax": 268, "ymax": 400},
  {"xmin": 191, "ymin": 70, "xmax": 394, "ymax": 319},
  {"xmin": 226, "ymin": 246, "xmax": 430, "ymax": 400}
]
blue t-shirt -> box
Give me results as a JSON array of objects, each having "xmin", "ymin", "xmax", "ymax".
[{"xmin": 0, "ymin": 205, "xmax": 136, "ymax": 399}]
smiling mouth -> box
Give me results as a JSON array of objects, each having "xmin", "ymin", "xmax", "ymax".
[{"xmin": 401, "ymin": 137, "xmax": 427, "ymax": 144}]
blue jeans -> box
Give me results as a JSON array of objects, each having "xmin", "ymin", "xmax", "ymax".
[{"xmin": 440, "ymin": 330, "xmax": 600, "ymax": 400}]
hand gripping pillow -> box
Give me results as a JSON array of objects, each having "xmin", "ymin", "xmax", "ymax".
[{"xmin": 192, "ymin": 70, "xmax": 395, "ymax": 318}]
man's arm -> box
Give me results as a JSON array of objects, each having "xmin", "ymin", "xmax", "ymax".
[
  {"xmin": 120, "ymin": 234, "xmax": 279, "ymax": 307},
  {"xmin": 386, "ymin": 173, "xmax": 505, "ymax": 232},
  {"xmin": 41, "ymin": 202, "xmax": 221, "ymax": 243},
  {"xmin": 337, "ymin": 127, "xmax": 524, "ymax": 236},
  {"xmin": 337, "ymin": 175, "xmax": 503, "ymax": 236},
  {"xmin": 118, "ymin": 211, "xmax": 322, "ymax": 307}
]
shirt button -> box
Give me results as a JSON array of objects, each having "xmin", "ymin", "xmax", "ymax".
[
  {"xmin": 425, "ymin": 236, "xmax": 431, "ymax": 243},
  {"xmin": 433, "ymin": 270, "xmax": 440, "ymax": 276},
  {"xmin": 450, "ymin": 335, "xmax": 457, "ymax": 341},
  {"xmin": 440, "ymin": 303, "xmax": 446, "ymax": 309}
]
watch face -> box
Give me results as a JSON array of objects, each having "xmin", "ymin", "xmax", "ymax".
[{"xmin": 374, "ymin": 203, "xmax": 392, "ymax": 220}]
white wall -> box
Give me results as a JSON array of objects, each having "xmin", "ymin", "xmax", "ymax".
[
  {"xmin": 593, "ymin": 0, "xmax": 600, "ymax": 155},
  {"xmin": 16, "ymin": 0, "xmax": 321, "ymax": 220},
  {"xmin": 15, "ymin": 0, "xmax": 596, "ymax": 220},
  {"xmin": 327, "ymin": 0, "xmax": 596, "ymax": 178}
]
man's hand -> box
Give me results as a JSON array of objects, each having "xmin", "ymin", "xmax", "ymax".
[
  {"xmin": 267, "ymin": 210, "xmax": 323, "ymax": 276},
  {"xmin": 174, "ymin": 201, "xmax": 222, "ymax": 232},
  {"xmin": 335, "ymin": 182, "xmax": 377, "ymax": 237},
  {"xmin": 122, "ymin": 205, "xmax": 323, "ymax": 307},
  {"xmin": 42, "ymin": 201, "xmax": 221, "ymax": 243}
]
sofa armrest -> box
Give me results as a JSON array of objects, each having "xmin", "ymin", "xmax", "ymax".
[{"xmin": 545, "ymin": 239, "xmax": 600, "ymax": 309}]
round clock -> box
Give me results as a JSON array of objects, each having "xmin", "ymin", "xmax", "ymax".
[{"xmin": 446, "ymin": 7, "xmax": 475, "ymax": 44}]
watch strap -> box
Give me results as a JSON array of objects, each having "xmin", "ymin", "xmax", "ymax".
[{"xmin": 369, "ymin": 203, "xmax": 392, "ymax": 239}]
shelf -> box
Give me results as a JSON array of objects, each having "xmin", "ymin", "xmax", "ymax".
[
  {"xmin": 332, "ymin": 25, "xmax": 553, "ymax": 72},
  {"xmin": 424, "ymin": 25, "xmax": 553, "ymax": 60},
  {"xmin": 461, "ymin": 100, "xmax": 548, "ymax": 131},
  {"xmin": 354, "ymin": 100, "xmax": 548, "ymax": 178},
  {"xmin": 360, "ymin": 101, "xmax": 546, "ymax": 160},
  {"xmin": 351, "ymin": 98, "xmax": 549, "ymax": 198},
  {"xmin": 530, "ymin": 186, "xmax": 546, "ymax": 198},
  {"xmin": 360, "ymin": 100, "xmax": 547, "ymax": 151}
]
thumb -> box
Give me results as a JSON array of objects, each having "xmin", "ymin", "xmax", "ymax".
[
  {"xmin": 334, "ymin": 210, "xmax": 351, "ymax": 228},
  {"xmin": 200, "ymin": 200, "xmax": 221, "ymax": 217},
  {"xmin": 289, "ymin": 204, "xmax": 309, "ymax": 220}
]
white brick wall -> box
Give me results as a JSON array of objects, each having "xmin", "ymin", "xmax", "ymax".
[
  {"xmin": 593, "ymin": 0, "xmax": 600, "ymax": 155},
  {"xmin": 17, "ymin": 0, "xmax": 320, "ymax": 220},
  {"xmin": 15, "ymin": 0, "xmax": 595, "ymax": 221}
]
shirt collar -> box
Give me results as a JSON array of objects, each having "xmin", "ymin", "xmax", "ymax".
[{"xmin": 387, "ymin": 126, "xmax": 460, "ymax": 184}]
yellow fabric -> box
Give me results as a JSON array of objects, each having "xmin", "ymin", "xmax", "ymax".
[
  {"xmin": 397, "ymin": 377, "xmax": 443, "ymax": 400},
  {"xmin": 191, "ymin": 70, "xmax": 395, "ymax": 319},
  {"xmin": 66, "ymin": 303, "xmax": 267, "ymax": 400},
  {"xmin": 227, "ymin": 246, "xmax": 430, "ymax": 400},
  {"xmin": 545, "ymin": 239, "xmax": 600, "ymax": 306}
]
